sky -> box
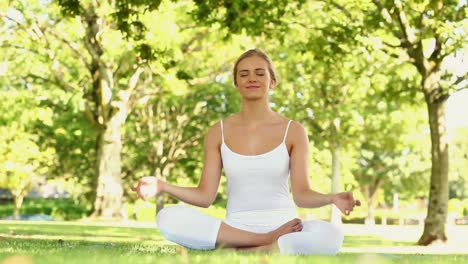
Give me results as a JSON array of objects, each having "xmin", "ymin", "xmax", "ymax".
[{"xmin": 447, "ymin": 89, "xmax": 468, "ymax": 129}]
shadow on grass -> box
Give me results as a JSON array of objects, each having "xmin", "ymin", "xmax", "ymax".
[
  {"xmin": 0, "ymin": 223, "xmax": 160, "ymax": 243},
  {"xmin": 343, "ymin": 235, "xmax": 415, "ymax": 247},
  {"xmin": 1, "ymin": 222, "xmax": 468, "ymax": 264}
]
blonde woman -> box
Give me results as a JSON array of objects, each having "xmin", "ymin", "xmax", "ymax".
[{"xmin": 133, "ymin": 49, "xmax": 360, "ymax": 254}]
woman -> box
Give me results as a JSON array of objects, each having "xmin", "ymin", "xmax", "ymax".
[{"xmin": 133, "ymin": 49, "xmax": 360, "ymax": 254}]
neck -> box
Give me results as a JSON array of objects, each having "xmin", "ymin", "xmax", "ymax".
[{"xmin": 239, "ymin": 99, "xmax": 275, "ymax": 124}]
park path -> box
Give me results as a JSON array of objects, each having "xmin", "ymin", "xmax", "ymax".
[{"xmin": 341, "ymin": 224, "xmax": 468, "ymax": 254}]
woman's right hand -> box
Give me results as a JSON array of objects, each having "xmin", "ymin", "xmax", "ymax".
[{"xmin": 132, "ymin": 176, "xmax": 161, "ymax": 200}]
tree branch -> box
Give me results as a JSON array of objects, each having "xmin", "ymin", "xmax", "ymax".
[
  {"xmin": 180, "ymin": 30, "xmax": 210, "ymax": 54},
  {"xmin": 382, "ymin": 41, "xmax": 402, "ymax": 49},
  {"xmin": 26, "ymin": 73, "xmax": 77, "ymax": 92},
  {"xmin": 371, "ymin": 0, "xmax": 393, "ymax": 25},
  {"xmin": 392, "ymin": 0, "xmax": 414, "ymax": 46},
  {"xmin": 455, "ymin": 73, "xmax": 468, "ymax": 91},
  {"xmin": 315, "ymin": 0, "xmax": 353, "ymax": 18},
  {"xmin": 122, "ymin": 66, "xmax": 144, "ymax": 111},
  {"xmin": 330, "ymin": 2, "xmax": 352, "ymax": 18},
  {"xmin": 83, "ymin": 102, "xmax": 101, "ymax": 129},
  {"xmin": 46, "ymin": 30, "xmax": 91, "ymax": 69},
  {"xmin": 2, "ymin": 44, "xmax": 42, "ymax": 56},
  {"xmin": 81, "ymin": 8, "xmax": 106, "ymax": 67},
  {"xmin": 4, "ymin": 48, "xmax": 81, "ymax": 92}
]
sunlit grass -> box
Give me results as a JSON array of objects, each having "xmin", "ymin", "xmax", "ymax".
[{"xmin": 0, "ymin": 221, "xmax": 467, "ymax": 264}]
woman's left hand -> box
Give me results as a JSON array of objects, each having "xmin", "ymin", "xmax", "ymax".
[{"xmin": 332, "ymin": 192, "xmax": 361, "ymax": 216}]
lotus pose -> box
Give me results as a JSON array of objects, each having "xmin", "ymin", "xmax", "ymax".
[{"xmin": 133, "ymin": 49, "xmax": 360, "ymax": 254}]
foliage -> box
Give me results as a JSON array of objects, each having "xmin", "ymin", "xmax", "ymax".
[
  {"xmin": 0, "ymin": 90, "xmax": 55, "ymax": 212},
  {"xmin": 449, "ymin": 127, "xmax": 468, "ymax": 200},
  {"xmin": 0, "ymin": 198, "xmax": 90, "ymax": 221},
  {"xmin": 1, "ymin": 0, "xmax": 467, "ymax": 223}
]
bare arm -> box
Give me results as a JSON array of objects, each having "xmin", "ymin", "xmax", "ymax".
[
  {"xmin": 289, "ymin": 122, "xmax": 360, "ymax": 215},
  {"xmin": 133, "ymin": 123, "xmax": 223, "ymax": 208}
]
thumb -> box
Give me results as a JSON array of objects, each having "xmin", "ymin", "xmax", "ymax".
[{"xmin": 132, "ymin": 181, "xmax": 142, "ymax": 191}]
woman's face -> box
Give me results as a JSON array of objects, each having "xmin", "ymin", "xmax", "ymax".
[{"xmin": 235, "ymin": 55, "xmax": 275, "ymax": 101}]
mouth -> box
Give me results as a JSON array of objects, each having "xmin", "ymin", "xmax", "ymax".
[{"xmin": 246, "ymin": 85, "xmax": 260, "ymax": 89}]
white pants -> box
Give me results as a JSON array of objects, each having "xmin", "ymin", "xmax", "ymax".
[{"xmin": 157, "ymin": 205, "xmax": 344, "ymax": 255}]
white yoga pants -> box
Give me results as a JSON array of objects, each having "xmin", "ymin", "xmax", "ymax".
[{"xmin": 157, "ymin": 205, "xmax": 344, "ymax": 255}]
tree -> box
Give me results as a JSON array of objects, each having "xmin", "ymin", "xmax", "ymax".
[
  {"xmin": 353, "ymin": 102, "xmax": 430, "ymax": 225},
  {"xmin": 2, "ymin": 0, "xmax": 195, "ymax": 218},
  {"xmin": 123, "ymin": 82, "xmax": 240, "ymax": 212},
  {"xmin": 267, "ymin": 0, "xmax": 375, "ymax": 223},
  {"xmin": 362, "ymin": 0, "xmax": 467, "ymax": 245},
  {"xmin": 3, "ymin": 0, "xmax": 307, "ymax": 218},
  {"xmin": 0, "ymin": 90, "xmax": 55, "ymax": 219}
]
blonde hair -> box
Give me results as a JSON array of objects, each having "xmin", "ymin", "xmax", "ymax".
[{"xmin": 233, "ymin": 49, "xmax": 278, "ymax": 86}]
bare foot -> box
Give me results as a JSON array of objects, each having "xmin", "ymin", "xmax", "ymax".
[
  {"xmin": 235, "ymin": 219, "xmax": 302, "ymax": 252},
  {"xmin": 268, "ymin": 218, "xmax": 303, "ymax": 241}
]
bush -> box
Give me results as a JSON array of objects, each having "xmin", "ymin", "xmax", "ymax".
[
  {"xmin": 448, "ymin": 198, "xmax": 465, "ymax": 216},
  {"xmin": 126, "ymin": 200, "xmax": 157, "ymax": 222},
  {"xmin": 0, "ymin": 198, "xmax": 90, "ymax": 220},
  {"xmin": 462, "ymin": 199, "xmax": 468, "ymax": 216}
]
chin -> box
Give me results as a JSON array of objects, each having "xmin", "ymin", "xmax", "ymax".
[{"xmin": 243, "ymin": 96, "xmax": 265, "ymax": 101}]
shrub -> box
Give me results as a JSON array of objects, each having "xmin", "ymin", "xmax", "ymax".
[{"xmin": 0, "ymin": 198, "xmax": 90, "ymax": 220}]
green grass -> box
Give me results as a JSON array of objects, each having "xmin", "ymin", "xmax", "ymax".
[{"xmin": 0, "ymin": 221, "xmax": 467, "ymax": 264}]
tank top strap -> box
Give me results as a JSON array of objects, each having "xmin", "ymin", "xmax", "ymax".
[
  {"xmin": 282, "ymin": 120, "xmax": 293, "ymax": 143},
  {"xmin": 220, "ymin": 120, "xmax": 225, "ymax": 144}
]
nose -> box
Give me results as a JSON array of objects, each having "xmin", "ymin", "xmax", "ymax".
[{"xmin": 248, "ymin": 73, "xmax": 257, "ymax": 82}]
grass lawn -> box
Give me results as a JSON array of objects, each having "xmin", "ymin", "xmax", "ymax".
[{"xmin": 0, "ymin": 221, "xmax": 467, "ymax": 264}]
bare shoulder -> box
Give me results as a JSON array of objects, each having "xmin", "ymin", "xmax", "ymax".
[
  {"xmin": 288, "ymin": 120, "xmax": 308, "ymax": 142},
  {"xmin": 204, "ymin": 121, "xmax": 223, "ymax": 147},
  {"xmin": 222, "ymin": 114, "xmax": 240, "ymax": 125}
]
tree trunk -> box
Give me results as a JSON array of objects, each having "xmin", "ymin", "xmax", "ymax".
[
  {"xmin": 366, "ymin": 199, "xmax": 375, "ymax": 226},
  {"xmin": 330, "ymin": 118, "xmax": 342, "ymax": 224},
  {"xmin": 155, "ymin": 166, "xmax": 166, "ymax": 215},
  {"xmin": 154, "ymin": 161, "xmax": 176, "ymax": 216},
  {"xmin": 13, "ymin": 194, "xmax": 24, "ymax": 220},
  {"xmin": 156, "ymin": 195, "xmax": 165, "ymax": 215},
  {"xmin": 91, "ymin": 115, "xmax": 124, "ymax": 218},
  {"xmin": 418, "ymin": 76, "xmax": 449, "ymax": 245},
  {"xmin": 363, "ymin": 184, "xmax": 380, "ymax": 226},
  {"xmin": 83, "ymin": 7, "xmax": 128, "ymax": 219}
]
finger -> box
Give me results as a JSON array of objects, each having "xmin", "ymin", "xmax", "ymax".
[
  {"xmin": 294, "ymin": 222, "xmax": 303, "ymax": 230},
  {"xmin": 293, "ymin": 221, "xmax": 302, "ymax": 228},
  {"xmin": 136, "ymin": 190, "xmax": 144, "ymax": 200},
  {"xmin": 136, "ymin": 189, "xmax": 146, "ymax": 200},
  {"xmin": 133, "ymin": 181, "xmax": 143, "ymax": 191}
]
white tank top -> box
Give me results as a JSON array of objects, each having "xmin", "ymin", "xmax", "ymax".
[{"xmin": 220, "ymin": 120, "xmax": 297, "ymax": 226}]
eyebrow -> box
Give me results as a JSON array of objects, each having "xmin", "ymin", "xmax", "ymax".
[{"xmin": 239, "ymin": 68, "xmax": 266, "ymax": 73}]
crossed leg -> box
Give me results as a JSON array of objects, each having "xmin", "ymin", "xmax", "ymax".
[
  {"xmin": 234, "ymin": 220, "xmax": 345, "ymax": 254},
  {"xmin": 157, "ymin": 205, "xmax": 301, "ymax": 250},
  {"xmin": 216, "ymin": 219, "xmax": 302, "ymax": 250},
  {"xmin": 157, "ymin": 205, "xmax": 343, "ymax": 255}
]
